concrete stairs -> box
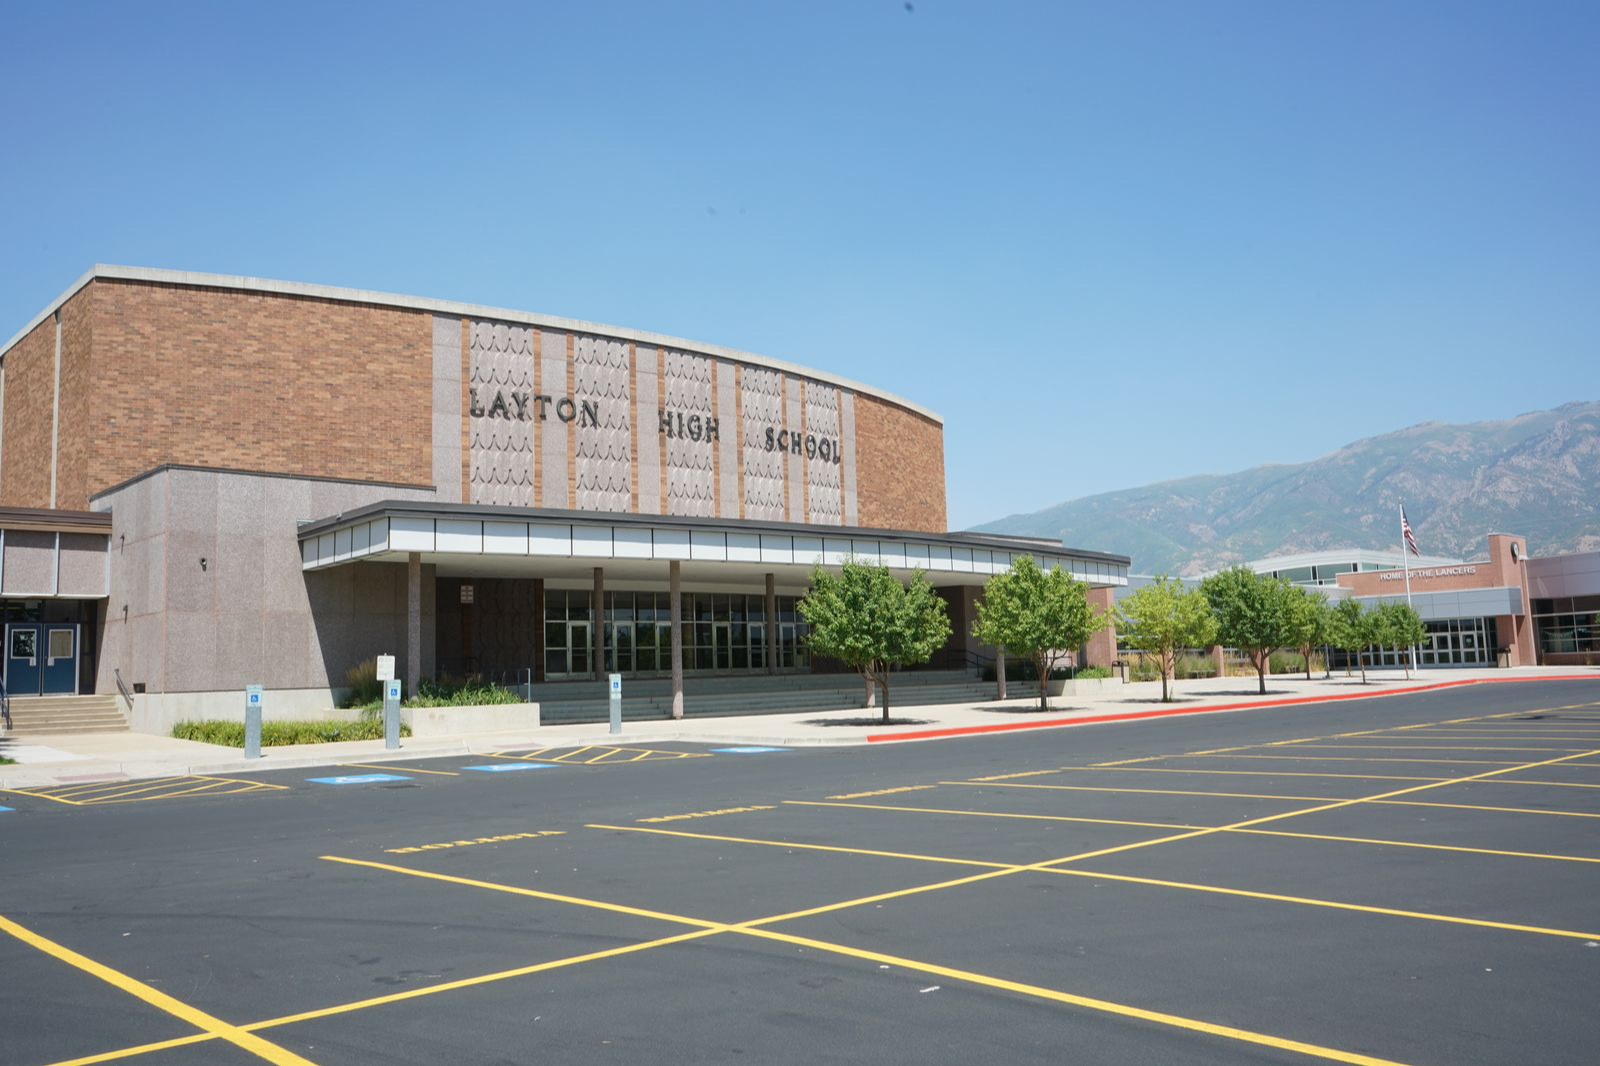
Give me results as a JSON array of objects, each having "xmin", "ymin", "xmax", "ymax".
[
  {"xmin": 532, "ymin": 669, "xmax": 996, "ymax": 725},
  {"xmin": 4, "ymin": 694, "xmax": 129, "ymax": 735}
]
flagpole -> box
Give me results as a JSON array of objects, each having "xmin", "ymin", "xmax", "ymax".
[{"xmin": 1400, "ymin": 499, "xmax": 1418, "ymax": 674}]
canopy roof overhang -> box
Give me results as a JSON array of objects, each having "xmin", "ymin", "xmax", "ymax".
[{"xmin": 298, "ymin": 502, "xmax": 1129, "ymax": 591}]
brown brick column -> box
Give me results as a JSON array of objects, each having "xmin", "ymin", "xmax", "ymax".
[{"xmin": 1084, "ymin": 586, "xmax": 1117, "ymax": 667}]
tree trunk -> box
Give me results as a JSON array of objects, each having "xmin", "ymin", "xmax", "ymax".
[
  {"xmin": 1038, "ymin": 653, "xmax": 1050, "ymax": 712},
  {"xmin": 1256, "ymin": 650, "xmax": 1267, "ymax": 694},
  {"xmin": 1358, "ymin": 651, "xmax": 1367, "ymax": 684},
  {"xmin": 881, "ymin": 675, "xmax": 891, "ymax": 723},
  {"xmin": 1303, "ymin": 645, "xmax": 1312, "ymax": 681},
  {"xmin": 863, "ymin": 673, "xmax": 875, "ymax": 709},
  {"xmin": 1160, "ymin": 662, "xmax": 1170, "ymax": 702}
]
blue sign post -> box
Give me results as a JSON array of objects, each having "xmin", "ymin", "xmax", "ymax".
[
  {"xmin": 384, "ymin": 679, "xmax": 402, "ymax": 750},
  {"xmin": 608, "ymin": 673, "xmax": 622, "ymax": 735},
  {"xmin": 244, "ymin": 685, "xmax": 264, "ymax": 759}
]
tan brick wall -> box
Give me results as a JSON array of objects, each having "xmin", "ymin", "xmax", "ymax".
[
  {"xmin": 57, "ymin": 287, "xmax": 95, "ymax": 510},
  {"xmin": 853, "ymin": 392, "xmax": 946, "ymax": 532},
  {"xmin": 83, "ymin": 279, "xmax": 432, "ymax": 505},
  {"xmin": 0, "ymin": 317, "xmax": 56, "ymax": 508}
]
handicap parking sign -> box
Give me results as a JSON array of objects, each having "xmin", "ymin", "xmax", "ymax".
[
  {"xmin": 246, "ymin": 685, "xmax": 263, "ymax": 706},
  {"xmin": 386, "ymin": 679, "xmax": 403, "ymax": 702}
]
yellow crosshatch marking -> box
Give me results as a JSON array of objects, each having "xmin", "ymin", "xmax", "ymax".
[
  {"xmin": 3, "ymin": 775, "xmax": 288, "ymax": 806},
  {"xmin": 486, "ymin": 744, "xmax": 714, "ymax": 766}
]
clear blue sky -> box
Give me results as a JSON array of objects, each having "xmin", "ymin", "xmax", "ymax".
[{"xmin": 3, "ymin": 1, "xmax": 1595, "ymax": 529}]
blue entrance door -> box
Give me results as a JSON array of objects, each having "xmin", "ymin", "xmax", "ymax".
[
  {"xmin": 5, "ymin": 624, "xmax": 42, "ymax": 697},
  {"xmin": 42, "ymin": 624, "xmax": 79, "ymax": 695}
]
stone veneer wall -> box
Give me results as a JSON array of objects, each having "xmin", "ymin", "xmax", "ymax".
[{"xmin": 93, "ymin": 467, "xmax": 437, "ymax": 733}]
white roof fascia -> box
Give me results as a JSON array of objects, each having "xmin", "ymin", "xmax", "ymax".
[{"xmin": 0, "ymin": 265, "xmax": 942, "ymax": 423}]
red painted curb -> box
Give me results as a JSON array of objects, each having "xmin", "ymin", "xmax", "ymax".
[{"xmin": 864, "ymin": 674, "xmax": 1600, "ymax": 743}]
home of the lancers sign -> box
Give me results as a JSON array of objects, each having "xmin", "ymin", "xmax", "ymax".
[{"xmin": 0, "ymin": 265, "xmax": 1128, "ymax": 733}]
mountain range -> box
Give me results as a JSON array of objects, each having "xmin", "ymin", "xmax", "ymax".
[{"xmin": 973, "ymin": 401, "xmax": 1600, "ymax": 576}]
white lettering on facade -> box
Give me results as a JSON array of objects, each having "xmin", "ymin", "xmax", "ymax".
[{"xmin": 1379, "ymin": 565, "xmax": 1478, "ymax": 581}]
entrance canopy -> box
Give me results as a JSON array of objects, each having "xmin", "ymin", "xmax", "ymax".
[{"xmin": 298, "ymin": 501, "xmax": 1129, "ymax": 590}]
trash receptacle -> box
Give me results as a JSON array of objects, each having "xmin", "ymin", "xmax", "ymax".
[{"xmin": 1495, "ymin": 648, "xmax": 1511, "ymax": 669}]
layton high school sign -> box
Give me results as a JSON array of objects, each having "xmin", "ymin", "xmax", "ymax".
[{"xmin": 470, "ymin": 386, "xmax": 844, "ymax": 466}]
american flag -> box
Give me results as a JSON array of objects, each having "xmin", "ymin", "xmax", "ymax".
[{"xmin": 1401, "ymin": 505, "xmax": 1420, "ymax": 556}]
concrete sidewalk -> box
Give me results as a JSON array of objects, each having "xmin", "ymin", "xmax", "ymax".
[{"xmin": 2, "ymin": 666, "xmax": 1594, "ymax": 788}]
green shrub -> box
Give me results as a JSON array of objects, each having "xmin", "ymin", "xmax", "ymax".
[
  {"xmin": 171, "ymin": 718, "xmax": 411, "ymax": 747},
  {"xmin": 1174, "ymin": 654, "xmax": 1217, "ymax": 679},
  {"xmin": 339, "ymin": 657, "xmax": 383, "ymax": 709},
  {"xmin": 1074, "ymin": 665, "xmax": 1113, "ymax": 680},
  {"xmin": 0, "ymin": 755, "xmax": 14, "ymax": 765},
  {"xmin": 406, "ymin": 678, "xmax": 523, "ymax": 708},
  {"xmin": 1267, "ymin": 651, "xmax": 1306, "ymax": 675}
]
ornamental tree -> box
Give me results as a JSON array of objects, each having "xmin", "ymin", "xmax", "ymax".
[
  {"xmin": 1114, "ymin": 575, "xmax": 1217, "ymax": 702},
  {"xmin": 798, "ymin": 559, "xmax": 951, "ymax": 723},
  {"xmin": 972, "ymin": 555, "xmax": 1109, "ymax": 712},
  {"xmin": 1283, "ymin": 586, "xmax": 1333, "ymax": 681},
  {"xmin": 1371, "ymin": 602, "xmax": 1428, "ymax": 680},
  {"xmin": 1199, "ymin": 567, "xmax": 1297, "ymax": 695},
  {"xmin": 1327, "ymin": 597, "xmax": 1370, "ymax": 681}
]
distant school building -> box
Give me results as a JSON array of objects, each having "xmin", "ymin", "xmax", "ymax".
[{"xmin": 0, "ymin": 266, "xmax": 1129, "ymax": 730}]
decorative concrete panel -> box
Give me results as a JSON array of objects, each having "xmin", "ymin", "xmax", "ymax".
[
  {"xmin": 784, "ymin": 374, "xmax": 804, "ymax": 522},
  {"xmin": 661, "ymin": 349, "xmax": 716, "ymax": 517},
  {"xmin": 2, "ymin": 529, "xmax": 54, "ymax": 594},
  {"xmin": 573, "ymin": 334, "xmax": 632, "ymax": 513},
  {"xmin": 805, "ymin": 381, "xmax": 843, "ymax": 525},
  {"xmin": 57, "ymin": 532, "xmax": 109, "ymax": 597},
  {"xmin": 716, "ymin": 360, "xmax": 738, "ymax": 518},
  {"xmin": 469, "ymin": 319, "xmax": 535, "ymax": 507},
  {"xmin": 839, "ymin": 390, "xmax": 858, "ymax": 525},
  {"xmin": 540, "ymin": 330, "xmax": 568, "ymax": 508},
  {"xmin": 635, "ymin": 345, "xmax": 661, "ymax": 515},
  {"xmin": 741, "ymin": 366, "xmax": 785, "ymax": 521},
  {"xmin": 432, "ymin": 314, "xmax": 463, "ymax": 501}
]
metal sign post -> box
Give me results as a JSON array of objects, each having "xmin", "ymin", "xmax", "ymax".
[
  {"xmin": 608, "ymin": 672, "xmax": 622, "ymax": 735},
  {"xmin": 244, "ymin": 685, "xmax": 264, "ymax": 759},
  {"xmin": 384, "ymin": 679, "xmax": 402, "ymax": 750}
]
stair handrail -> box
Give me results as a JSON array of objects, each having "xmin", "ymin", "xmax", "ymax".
[{"xmin": 113, "ymin": 668, "xmax": 135, "ymax": 716}]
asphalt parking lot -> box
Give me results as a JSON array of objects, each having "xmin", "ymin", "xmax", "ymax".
[{"xmin": 4, "ymin": 679, "xmax": 1600, "ymax": 1066}]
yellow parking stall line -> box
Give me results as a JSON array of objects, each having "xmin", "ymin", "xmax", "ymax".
[
  {"xmin": 1179, "ymin": 754, "xmax": 1524, "ymax": 766},
  {"xmin": 943, "ymin": 779, "xmax": 1600, "ymax": 820},
  {"xmin": 1230, "ymin": 827, "xmax": 1600, "ymax": 864},
  {"xmin": 322, "ymin": 855, "xmax": 1407, "ymax": 1066},
  {"xmin": 739, "ymin": 928, "xmax": 1409, "ymax": 1066},
  {"xmin": 340, "ymin": 762, "xmax": 459, "ymax": 776},
  {"xmin": 1037, "ymin": 868, "xmax": 1600, "ymax": 942},
  {"xmin": 1064, "ymin": 766, "xmax": 1452, "ymax": 782},
  {"xmin": 1268, "ymin": 744, "xmax": 1595, "ymax": 752},
  {"xmin": 798, "ymin": 795, "xmax": 1600, "ymax": 864},
  {"xmin": 785, "ymin": 799, "xmax": 1215, "ymax": 832},
  {"xmin": 320, "ymin": 855, "xmax": 728, "ymax": 929},
  {"xmin": 588, "ymin": 823, "xmax": 1014, "ymax": 870},
  {"xmin": 1492, "ymin": 777, "xmax": 1600, "ymax": 789},
  {"xmin": 0, "ymin": 913, "xmax": 319, "ymax": 1066}
]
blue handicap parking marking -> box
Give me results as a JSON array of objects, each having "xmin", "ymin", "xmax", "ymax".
[
  {"xmin": 710, "ymin": 746, "xmax": 788, "ymax": 754},
  {"xmin": 306, "ymin": 773, "xmax": 413, "ymax": 785},
  {"xmin": 463, "ymin": 763, "xmax": 555, "ymax": 773},
  {"xmin": 0, "ymin": 805, "xmax": 13, "ymax": 813}
]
